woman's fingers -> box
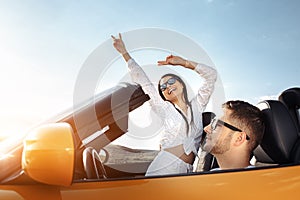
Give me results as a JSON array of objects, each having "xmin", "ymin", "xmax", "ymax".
[
  {"xmin": 111, "ymin": 33, "xmax": 122, "ymax": 41},
  {"xmin": 157, "ymin": 60, "xmax": 169, "ymax": 66},
  {"xmin": 158, "ymin": 55, "xmax": 183, "ymax": 66},
  {"xmin": 157, "ymin": 55, "xmax": 174, "ymax": 65},
  {"xmin": 166, "ymin": 55, "xmax": 173, "ymax": 59}
]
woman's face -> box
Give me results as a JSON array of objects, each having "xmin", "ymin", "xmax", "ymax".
[{"xmin": 159, "ymin": 76, "xmax": 184, "ymax": 102}]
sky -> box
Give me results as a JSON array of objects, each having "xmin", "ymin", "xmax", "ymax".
[{"xmin": 0, "ymin": 0, "xmax": 299, "ymax": 143}]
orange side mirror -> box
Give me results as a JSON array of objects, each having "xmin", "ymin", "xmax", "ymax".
[{"xmin": 22, "ymin": 123, "xmax": 75, "ymax": 186}]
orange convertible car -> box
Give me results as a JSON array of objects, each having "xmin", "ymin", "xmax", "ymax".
[{"xmin": 1, "ymin": 84, "xmax": 300, "ymax": 200}]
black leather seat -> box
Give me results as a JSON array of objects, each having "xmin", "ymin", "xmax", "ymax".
[
  {"xmin": 279, "ymin": 87, "xmax": 300, "ymax": 134},
  {"xmin": 254, "ymin": 100, "xmax": 300, "ymax": 165}
]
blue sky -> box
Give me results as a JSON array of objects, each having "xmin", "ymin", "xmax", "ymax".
[{"xmin": 0, "ymin": 0, "xmax": 299, "ymax": 138}]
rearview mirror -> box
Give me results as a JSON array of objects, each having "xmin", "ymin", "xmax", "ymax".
[{"xmin": 22, "ymin": 123, "xmax": 75, "ymax": 186}]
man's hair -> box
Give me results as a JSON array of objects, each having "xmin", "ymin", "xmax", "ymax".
[{"xmin": 223, "ymin": 100, "xmax": 265, "ymax": 152}]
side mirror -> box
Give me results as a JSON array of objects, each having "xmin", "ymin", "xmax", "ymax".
[{"xmin": 22, "ymin": 123, "xmax": 75, "ymax": 186}]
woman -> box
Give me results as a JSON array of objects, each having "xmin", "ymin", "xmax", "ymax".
[{"xmin": 111, "ymin": 33, "xmax": 217, "ymax": 176}]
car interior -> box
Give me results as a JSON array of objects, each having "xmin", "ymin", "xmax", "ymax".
[{"xmin": 75, "ymin": 86, "xmax": 300, "ymax": 181}]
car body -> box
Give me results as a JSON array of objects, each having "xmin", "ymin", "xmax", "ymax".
[{"xmin": 1, "ymin": 82, "xmax": 300, "ymax": 200}]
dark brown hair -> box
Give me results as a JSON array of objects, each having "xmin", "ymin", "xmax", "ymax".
[{"xmin": 223, "ymin": 100, "xmax": 265, "ymax": 152}]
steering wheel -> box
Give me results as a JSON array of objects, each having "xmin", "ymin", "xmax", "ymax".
[{"xmin": 82, "ymin": 147, "xmax": 108, "ymax": 179}]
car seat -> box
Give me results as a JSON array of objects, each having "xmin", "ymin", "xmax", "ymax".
[
  {"xmin": 195, "ymin": 112, "xmax": 218, "ymax": 171},
  {"xmin": 279, "ymin": 87, "xmax": 300, "ymax": 134},
  {"xmin": 254, "ymin": 100, "xmax": 300, "ymax": 165}
]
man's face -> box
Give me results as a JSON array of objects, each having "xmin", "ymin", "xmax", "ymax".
[{"xmin": 202, "ymin": 109, "xmax": 235, "ymax": 155}]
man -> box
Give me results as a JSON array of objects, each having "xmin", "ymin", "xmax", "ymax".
[{"xmin": 202, "ymin": 100, "xmax": 265, "ymax": 170}]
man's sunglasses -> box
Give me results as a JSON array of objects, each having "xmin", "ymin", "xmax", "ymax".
[
  {"xmin": 210, "ymin": 118, "xmax": 250, "ymax": 140},
  {"xmin": 160, "ymin": 77, "xmax": 177, "ymax": 91}
]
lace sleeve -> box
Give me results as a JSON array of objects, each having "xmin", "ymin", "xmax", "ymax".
[
  {"xmin": 127, "ymin": 58, "xmax": 169, "ymax": 116},
  {"xmin": 193, "ymin": 63, "xmax": 217, "ymax": 108}
]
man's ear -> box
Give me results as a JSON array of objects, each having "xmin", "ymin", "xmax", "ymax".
[{"xmin": 233, "ymin": 132, "xmax": 247, "ymax": 146}]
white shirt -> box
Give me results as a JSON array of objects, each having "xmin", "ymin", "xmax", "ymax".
[
  {"xmin": 210, "ymin": 165, "xmax": 255, "ymax": 171},
  {"xmin": 127, "ymin": 58, "xmax": 217, "ymax": 155}
]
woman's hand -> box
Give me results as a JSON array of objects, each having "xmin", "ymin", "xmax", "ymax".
[
  {"xmin": 157, "ymin": 55, "xmax": 196, "ymax": 70},
  {"xmin": 111, "ymin": 33, "xmax": 131, "ymax": 62},
  {"xmin": 157, "ymin": 55, "xmax": 186, "ymax": 66},
  {"xmin": 111, "ymin": 33, "xmax": 127, "ymax": 55}
]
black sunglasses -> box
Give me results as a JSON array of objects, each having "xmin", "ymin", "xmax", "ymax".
[
  {"xmin": 160, "ymin": 77, "xmax": 177, "ymax": 91},
  {"xmin": 210, "ymin": 118, "xmax": 250, "ymax": 140}
]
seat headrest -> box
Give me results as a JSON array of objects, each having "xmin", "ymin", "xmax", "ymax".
[
  {"xmin": 279, "ymin": 87, "xmax": 300, "ymax": 133},
  {"xmin": 279, "ymin": 87, "xmax": 300, "ymax": 109},
  {"xmin": 202, "ymin": 112, "xmax": 216, "ymax": 127},
  {"xmin": 200, "ymin": 112, "xmax": 216, "ymax": 145},
  {"xmin": 254, "ymin": 100, "xmax": 299, "ymax": 164}
]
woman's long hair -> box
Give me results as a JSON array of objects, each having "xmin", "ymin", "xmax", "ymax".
[{"xmin": 158, "ymin": 73, "xmax": 193, "ymax": 134}]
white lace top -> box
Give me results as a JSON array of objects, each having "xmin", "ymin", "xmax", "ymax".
[{"xmin": 127, "ymin": 58, "xmax": 217, "ymax": 155}]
